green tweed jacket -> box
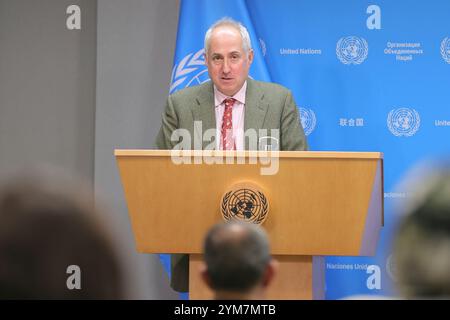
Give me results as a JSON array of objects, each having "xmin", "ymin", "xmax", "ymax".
[
  {"xmin": 156, "ymin": 78, "xmax": 307, "ymax": 151},
  {"xmin": 155, "ymin": 78, "xmax": 308, "ymax": 292}
]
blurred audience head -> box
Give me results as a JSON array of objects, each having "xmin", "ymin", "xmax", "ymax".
[
  {"xmin": 201, "ymin": 221, "xmax": 276, "ymax": 300},
  {"xmin": 393, "ymin": 164, "xmax": 450, "ymax": 299},
  {"xmin": 0, "ymin": 169, "xmax": 123, "ymax": 299}
]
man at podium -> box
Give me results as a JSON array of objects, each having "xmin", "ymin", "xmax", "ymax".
[{"xmin": 155, "ymin": 17, "xmax": 308, "ymax": 292}]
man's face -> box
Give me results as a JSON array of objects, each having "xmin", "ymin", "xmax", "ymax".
[{"xmin": 205, "ymin": 26, "xmax": 254, "ymax": 96}]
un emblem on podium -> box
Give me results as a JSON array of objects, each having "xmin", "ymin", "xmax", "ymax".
[{"xmin": 221, "ymin": 182, "xmax": 269, "ymax": 225}]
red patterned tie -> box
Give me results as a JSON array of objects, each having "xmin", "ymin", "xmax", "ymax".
[{"xmin": 221, "ymin": 98, "xmax": 236, "ymax": 150}]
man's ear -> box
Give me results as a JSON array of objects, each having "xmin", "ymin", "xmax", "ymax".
[
  {"xmin": 247, "ymin": 49, "xmax": 254, "ymax": 64},
  {"xmin": 262, "ymin": 259, "xmax": 278, "ymax": 288},
  {"xmin": 200, "ymin": 264, "xmax": 213, "ymax": 289}
]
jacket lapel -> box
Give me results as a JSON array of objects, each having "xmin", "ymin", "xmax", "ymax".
[
  {"xmin": 190, "ymin": 79, "xmax": 268, "ymax": 150},
  {"xmin": 192, "ymin": 81, "xmax": 216, "ymax": 130},
  {"xmin": 244, "ymin": 79, "xmax": 268, "ymax": 133},
  {"xmin": 192, "ymin": 81, "xmax": 216, "ymax": 149}
]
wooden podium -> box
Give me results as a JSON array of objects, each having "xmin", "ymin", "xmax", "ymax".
[{"xmin": 115, "ymin": 150, "xmax": 383, "ymax": 299}]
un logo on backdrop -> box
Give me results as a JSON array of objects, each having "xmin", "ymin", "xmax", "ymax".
[
  {"xmin": 387, "ymin": 108, "xmax": 420, "ymax": 137},
  {"xmin": 170, "ymin": 49, "xmax": 209, "ymax": 94},
  {"xmin": 441, "ymin": 37, "xmax": 450, "ymax": 64},
  {"xmin": 299, "ymin": 108, "xmax": 317, "ymax": 136},
  {"xmin": 336, "ymin": 36, "xmax": 369, "ymax": 65}
]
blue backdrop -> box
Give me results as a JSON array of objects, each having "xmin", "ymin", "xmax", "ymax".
[{"xmin": 165, "ymin": 0, "xmax": 450, "ymax": 299}]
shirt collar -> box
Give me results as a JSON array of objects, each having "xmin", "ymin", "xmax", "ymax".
[{"xmin": 214, "ymin": 81, "xmax": 247, "ymax": 108}]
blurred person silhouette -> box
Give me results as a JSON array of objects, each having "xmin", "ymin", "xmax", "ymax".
[
  {"xmin": 392, "ymin": 165, "xmax": 450, "ymax": 299},
  {"xmin": 0, "ymin": 170, "xmax": 124, "ymax": 299},
  {"xmin": 201, "ymin": 221, "xmax": 277, "ymax": 300}
]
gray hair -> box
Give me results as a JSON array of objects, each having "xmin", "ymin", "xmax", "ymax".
[
  {"xmin": 204, "ymin": 17, "xmax": 252, "ymax": 55},
  {"xmin": 203, "ymin": 221, "xmax": 271, "ymax": 292}
]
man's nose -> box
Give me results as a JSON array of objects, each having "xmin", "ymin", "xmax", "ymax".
[{"xmin": 222, "ymin": 58, "xmax": 231, "ymax": 74}]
